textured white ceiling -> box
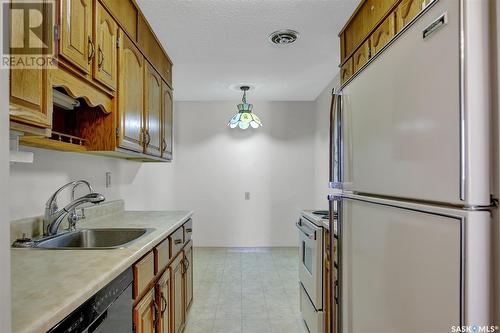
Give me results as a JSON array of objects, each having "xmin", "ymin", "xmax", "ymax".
[{"xmin": 136, "ymin": 0, "xmax": 359, "ymax": 101}]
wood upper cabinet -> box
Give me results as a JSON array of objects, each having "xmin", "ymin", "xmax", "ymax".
[
  {"xmin": 59, "ymin": 0, "xmax": 93, "ymax": 73},
  {"xmin": 138, "ymin": 15, "xmax": 173, "ymax": 87},
  {"xmin": 396, "ymin": 0, "xmax": 426, "ymax": 32},
  {"xmin": 161, "ymin": 81, "xmax": 173, "ymax": 159},
  {"xmin": 144, "ymin": 63, "xmax": 162, "ymax": 157},
  {"xmin": 353, "ymin": 40, "xmax": 371, "ymax": 73},
  {"xmin": 134, "ymin": 289, "xmax": 156, "ymax": 333},
  {"xmin": 340, "ymin": 58, "xmax": 353, "ymax": 84},
  {"xmin": 100, "ymin": 0, "xmax": 137, "ymax": 41},
  {"xmin": 156, "ymin": 270, "xmax": 170, "ymax": 333},
  {"xmin": 118, "ymin": 33, "xmax": 145, "ymax": 153},
  {"xmin": 9, "ymin": 0, "xmax": 50, "ymax": 129},
  {"xmin": 94, "ymin": 1, "xmax": 118, "ymax": 90},
  {"xmin": 172, "ymin": 254, "xmax": 185, "ymax": 333},
  {"xmin": 370, "ymin": 13, "xmax": 396, "ymax": 56}
]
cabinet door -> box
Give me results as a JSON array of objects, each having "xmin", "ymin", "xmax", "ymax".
[
  {"xmin": 134, "ymin": 289, "xmax": 156, "ymax": 333},
  {"xmin": 161, "ymin": 81, "xmax": 173, "ymax": 159},
  {"xmin": 184, "ymin": 241, "xmax": 193, "ymax": 313},
  {"xmin": 59, "ymin": 0, "xmax": 92, "ymax": 73},
  {"xmin": 10, "ymin": 69, "xmax": 49, "ymax": 128},
  {"xmin": 94, "ymin": 2, "xmax": 118, "ymax": 90},
  {"xmin": 9, "ymin": 1, "xmax": 50, "ymax": 128},
  {"xmin": 156, "ymin": 271, "xmax": 170, "ymax": 333},
  {"xmin": 370, "ymin": 13, "xmax": 396, "ymax": 57},
  {"xmin": 171, "ymin": 254, "xmax": 185, "ymax": 333},
  {"xmin": 144, "ymin": 63, "xmax": 162, "ymax": 157},
  {"xmin": 118, "ymin": 33, "xmax": 144, "ymax": 153},
  {"xmin": 353, "ymin": 40, "xmax": 371, "ymax": 73},
  {"xmin": 396, "ymin": 0, "xmax": 426, "ymax": 32},
  {"xmin": 340, "ymin": 58, "xmax": 353, "ymax": 84}
]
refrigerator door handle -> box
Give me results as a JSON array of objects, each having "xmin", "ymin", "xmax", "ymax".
[{"xmin": 330, "ymin": 90, "xmax": 343, "ymax": 189}]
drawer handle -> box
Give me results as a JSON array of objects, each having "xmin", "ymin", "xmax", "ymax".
[
  {"xmin": 186, "ymin": 228, "xmax": 192, "ymax": 233},
  {"xmin": 174, "ymin": 239, "xmax": 182, "ymax": 245}
]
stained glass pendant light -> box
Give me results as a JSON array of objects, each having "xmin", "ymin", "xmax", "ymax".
[{"xmin": 228, "ymin": 86, "xmax": 262, "ymax": 129}]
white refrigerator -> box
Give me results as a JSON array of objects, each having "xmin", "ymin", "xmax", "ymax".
[{"xmin": 329, "ymin": 0, "xmax": 493, "ymax": 332}]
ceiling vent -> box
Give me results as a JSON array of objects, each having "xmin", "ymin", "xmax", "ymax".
[{"xmin": 268, "ymin": 29, "xmax": 299, "ymax": 45}]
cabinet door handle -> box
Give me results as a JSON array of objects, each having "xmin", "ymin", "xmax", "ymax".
[
  {"xmin": 161, "ymin": 139, "xmax": 167, "ymax": 152},
  {"xmin": 185, "ymin": 228, "xmax": 192, "ymax": 233},
  {"xmin": 138, "ymin": 128, "xmax": 143, "ymax": 146},
  {"xmin": 161, "ymin": 293, "xmax": 167, "ymax": 315},
  {"xmin": 88, "ymin": 37, "xmax": 95, "ymax": 64},
  {"xmin": 174, "ymin": 239, "xmax": 182, "ymax": 245},
  {"xmin": 98, "ymin": 47, "xmax": 104, "ymax": 69},
  {"xmin": 152, "ymin": 299, "xmax": 159, "ymax": 329}
]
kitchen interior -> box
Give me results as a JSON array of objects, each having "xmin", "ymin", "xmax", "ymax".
[{"xmin": 1, "ymin": 0, "xmax": 500, "ymax": 332}]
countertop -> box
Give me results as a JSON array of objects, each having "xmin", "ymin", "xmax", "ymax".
[{"xmin": 11, "ymin": 201, "xmax": 193, "ymax": 333}]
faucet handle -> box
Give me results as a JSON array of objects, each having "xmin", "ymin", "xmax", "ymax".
[
  {"xmin": 48, "ymin": 200, "xmax": 58, "ymax": 215},
  {"xmin": 81, "ymin": 208, "xmax": 86, "ymax": 220}
]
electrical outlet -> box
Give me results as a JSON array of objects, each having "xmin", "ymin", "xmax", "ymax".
[
  {"xmin": 245, "ymin": 192, "xmax": 250, "ymax": 200},
  {"xmin": 105, "ymin": 172, "xmax": 112, "ymax": 188}
]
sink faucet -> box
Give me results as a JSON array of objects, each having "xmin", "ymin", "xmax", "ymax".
[{"xmin": 43, "ymin": 180, "xmax": 105, "ymax": 236}]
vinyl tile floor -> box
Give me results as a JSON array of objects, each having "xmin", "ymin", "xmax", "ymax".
[{"xmin": 185, "ymin": 247, "xmax": 308, "ymax": 333}]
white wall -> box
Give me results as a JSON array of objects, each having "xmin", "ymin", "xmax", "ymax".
[
  {"xmin": 9, "ymin": 150, "xmax": 177, "ymax": 220},
  {"xmin": 312, "ymin": 75, "xmax": 339, "ymax": 208},
  {"xmin": 9, "ymin": 101, "xmax": 316, "ymax": 247},
  {"xmin": 1, "ymin": 70, "xmax": 11, "ymax": 333},
  {"xmin": 171, "ymin": 101, "xmax": 315, "ymax": 247}
]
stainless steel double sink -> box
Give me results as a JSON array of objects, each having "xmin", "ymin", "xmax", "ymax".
[{"xmin": 15, "ymin": 228, "xmax": 153, "ymax": 250}]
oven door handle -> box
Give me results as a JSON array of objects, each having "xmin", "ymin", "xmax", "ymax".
[{"xmin": 295, "ymin": 221, "xmax": 316, "ymax": 240}]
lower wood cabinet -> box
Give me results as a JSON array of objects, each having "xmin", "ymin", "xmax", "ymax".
[
  {"xmin": 134, "ymin": 289, "xmax": 156, "ymax": 333},
  {"xmin": 156, "ymin": 270, "xmax": 170, "ymax": 333},
  {"xmin": 133, "ymin": 220, "xmax": 193, "ymax": 333},
  {"xmin": 172, "ymin": 253, "xmax": 185, "ymax": 333},
  {"xmin": 184, "ymin": 241, "xmax": 193, "ymax": 313}
]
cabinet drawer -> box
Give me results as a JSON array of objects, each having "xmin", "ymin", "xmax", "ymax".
[
  {"xmin": 340, "ymin": 57, "xmax": 353, "ymax": 84},
  {"xmin": 154, "ymin": 238, "xmax": 170, "ymax": 274},
  {"xmin": 353, "ymin": 40, "xmax": 371, "ymax": 73},
  {"xmin": 183, "ymin": 219, "xmax": 193, "ymax": 243},
  {"xmin": 169, "ymin": 227, "xmax": 184, "ymax": 258},
  {"xmin": 300, "ymin": 284, "xmax": 324, "ymax": 333},
  {"xmin": 133, "ymin": 251, "xmax": 155, "ymax": 299},
  {"xmin": 370, "ymin": 13, "xmax": 396, "ymax": 57}
]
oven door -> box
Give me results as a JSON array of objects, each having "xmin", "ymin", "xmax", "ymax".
[{"xmin": 297, "ymin": 217, "xmax": 323, "ymax": 310}]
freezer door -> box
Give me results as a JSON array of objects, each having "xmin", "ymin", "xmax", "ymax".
[
  {"xmin": 339, "ymin": 0, "xmax": 490, "ymax": 206},
  {"xmin": 335, "ymin": 194, "xmax": 490, "ymax": 333}
]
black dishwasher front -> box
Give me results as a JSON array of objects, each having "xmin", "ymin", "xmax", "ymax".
[{"xmin": 47, "ymin": 268, "xmax": 133, "ymax": 333}]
